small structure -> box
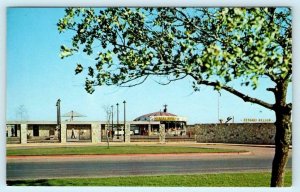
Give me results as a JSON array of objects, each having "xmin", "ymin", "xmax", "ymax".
[
  {"xmin": 62, "ymin": 110, "xmax": 86, "ymax": 121},
  {"xmin": 133, "ymin": 105, "xmax": 187, "ymax": 136}
]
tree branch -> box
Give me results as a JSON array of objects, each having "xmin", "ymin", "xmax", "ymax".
[
  {"xmin": 153, "ymin": 74, "xmax": 188, "ymax": 85},
  {"xmin": 118, "ymin": 75, "xmax": 149, "ymax": 87},
  {"xmin": 192, "ymin": 77, "xmax": 274, "ymax": 110},
  {"xmin": 267, "ymin": 87, "xmax": 277, "ymax": 93}
]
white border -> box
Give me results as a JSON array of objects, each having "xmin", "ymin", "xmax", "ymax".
[{"xmin": 1, "ymin": 1, "xmax": 299, "ymax": 192}]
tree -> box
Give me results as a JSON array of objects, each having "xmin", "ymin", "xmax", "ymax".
[
  {"xmin": 102, "ymin": 104, "xmax": 112, "ymax": 149},
  {"xmin": 57, "ymin": 8, "xmax": 292, "ymax": 187}
]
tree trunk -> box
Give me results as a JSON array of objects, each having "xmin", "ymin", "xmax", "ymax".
[
  {"xmin": 271, "ymin": 112, "xmax": 291, "ymax": 187},
  {"xmin": 271, "ymin": 82, "xmax": 292, "ymax": 187}
]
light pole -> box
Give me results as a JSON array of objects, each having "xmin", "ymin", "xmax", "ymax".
[
  {"xmin": 56, "ymin": 99, "xmax": 61, "ymax": 142},
  {"xmin": 111, "ymin": 105, "xmax": 114, "ymax": 138},
  {"xmin": 116, "ymin": 103, "xmax": 119, "ymax": 138},
  {"xmin": 217, "ymin": 92, "xmax": 221, "ymax": 123},
  {"xmin": 123, "ymin": 100, "xmax": 126, "ymax": 142}
]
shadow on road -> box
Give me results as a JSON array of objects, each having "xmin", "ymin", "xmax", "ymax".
[{"xmin": 7, "ymin": 179, "xmax": 51, "ymax": 186}]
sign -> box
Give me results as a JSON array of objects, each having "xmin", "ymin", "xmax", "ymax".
[
  {"xmin": 150, "ymin": 116, "xmax": 187, "ymax": 122},
  {"xmin": 243, "ymin": 118, "xmax": 272, "ymax": 122}
]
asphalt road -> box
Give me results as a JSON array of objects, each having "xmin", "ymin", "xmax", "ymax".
[{"xmin": 7, "ymin": 155, "xmax": 292, "ymax": 180}]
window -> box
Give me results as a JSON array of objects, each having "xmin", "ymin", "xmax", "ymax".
[{"xmin": 33, "ymin": 125, "xmax": 39, "ymax": 136}]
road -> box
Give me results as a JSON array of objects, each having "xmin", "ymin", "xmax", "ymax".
[
  {"xmin": 6, "ymin": 156, "xmax": 292, "ymax": 180},
  {"xmin": 6, "ymin": 144, "xmax": 292, "ymax": 180}
]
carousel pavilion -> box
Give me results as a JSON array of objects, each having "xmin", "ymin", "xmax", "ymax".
[{"xmin": 132, "ymin": 105, "xmax": 187, "ymax": 136}]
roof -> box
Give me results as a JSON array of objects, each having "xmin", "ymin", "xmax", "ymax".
[
  {"xmin": 134, "ymin": 111, "xmax": 177, "ymax": 121},
  {"xmin": 62, "ymin": 111, "xmax": 85, "ymax": 117}
]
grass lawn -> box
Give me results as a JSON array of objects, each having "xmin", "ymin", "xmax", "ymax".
[
  {"xmin": 6, "ymin": 146, "xmax": 245, "ymax": 156},
  {"xmin": 7, "ymin": 170, "xmax": 292, "ymax": 187}
]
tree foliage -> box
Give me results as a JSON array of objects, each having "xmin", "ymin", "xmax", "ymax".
[{"xmin": 58, "ymin": 8, "xmax": 291, "ymax": 103}]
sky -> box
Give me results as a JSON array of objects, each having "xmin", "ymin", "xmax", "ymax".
[{"xmin": 6, "ymin": 8, "xmax": 292, "ymax": 124}]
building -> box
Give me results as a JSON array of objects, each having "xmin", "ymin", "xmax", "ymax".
[
  {"xmin": 6, "ymin": 121, "xmax": 189, "ymax": 144},
  {"xmin": 6, "ymin": 105, "xmax": 190, "ymax": 144},
  {"xmin": 133, "ymin": 105, "xmax": 187, "ymax": 136}
]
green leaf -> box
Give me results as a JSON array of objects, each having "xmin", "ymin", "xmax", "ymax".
[
  {"xmin": 59, "ymin": 45, "xmax": 73, "ymax": 59},
  {"xmin": 75, "ymin": 64, "xmax": 83, "ymax": 75}
]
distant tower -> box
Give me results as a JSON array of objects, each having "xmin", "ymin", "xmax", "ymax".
[{"xmin": 163, "ymin": 104, "xmax": 167, "ymax": 113}]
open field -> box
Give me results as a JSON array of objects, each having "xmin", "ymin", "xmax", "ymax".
[
  {"xmin": 7, "ymin": 170, "xmax": 292, "ymax": 187},
  {"xmin": 6, "ymin": 145, "xmax": 246, "ymax": 156}
]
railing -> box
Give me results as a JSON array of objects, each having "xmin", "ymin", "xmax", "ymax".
[
  {"xmin": 27, "ymin": 136, "xmax": 60, "ymax": 143},
  {"xmin": 131, "ymin": 135, "xmax": 159, "ymax": 142},
  {"xmin": 6, "ymin": 137, "xmax": 21, "ymax": 144}
]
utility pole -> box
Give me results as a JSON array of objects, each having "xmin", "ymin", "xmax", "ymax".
[
  {"xmin": 107, "ymin": 110, "xmax": 111, "ymax": 148},
  {"xmin": 123, "ymin": 100, "xmax": 126, "ymax": 142},
  {"xmin": 56, "ymin": 99, "xmax": 61, "ymax": 142},
  {"xmin": 111, "ymin": 105, "xmax": 114, "ymax": 138},
  {"xmin": 116, "ymin": 103, "xmax": 119, "ymax": 138},
  {"xmin": 217, "ymin": 92, "xmax": 221, "ymax": 123}
]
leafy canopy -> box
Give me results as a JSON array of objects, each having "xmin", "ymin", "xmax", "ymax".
[{"xmin": 58, "ymin": 8, "xmax": 291, "ymax": 99}]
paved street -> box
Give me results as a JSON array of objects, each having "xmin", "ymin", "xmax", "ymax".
[{"xmin": 6, "ymin": 143, "xmax": 292, "ymax": 180}]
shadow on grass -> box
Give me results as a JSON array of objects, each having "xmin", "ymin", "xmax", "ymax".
[
  {"xmin": 6, "ymin": 170, "xmax": 292, "ymax": 187},
  {"xmin": 7, "ymin": 179, "xmax": 51, "ymax": 186}
]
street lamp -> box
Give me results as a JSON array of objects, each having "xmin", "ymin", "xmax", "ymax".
[
  {"xmin": 217, "ymin": 92, "xmax": 221, "ymax": 123},
  {"xmin": 56, "ymin": 99, "xmax": 61, "ymax": 142},
  {"xmin": 116, "ymin": 103, "xmax": 119, "ymax": 138},
  {"xmin": 123, "ymin": 100, "xmax": 126, "ymax": 142},
  {"xmin": 111, "ymin": 105, "xmax": 114, "ymax": 138}
]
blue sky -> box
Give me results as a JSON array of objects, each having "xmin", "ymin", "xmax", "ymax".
[{"xmin": 6, "ymin": 8, "xmax": 292, "ymax": 124}]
